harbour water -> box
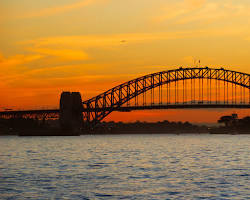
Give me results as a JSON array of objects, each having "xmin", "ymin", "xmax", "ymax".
[{"xmin": 0, "ymin": 134, "xmax": 249, "ymax": 199}]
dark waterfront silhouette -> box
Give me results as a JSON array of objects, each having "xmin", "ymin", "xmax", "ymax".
[
  {"xmin": 210, "ymin": 114, "xmax": 250, "ymax": 134},
  {"xmin": 0, "ymin": 114, "xmax": 249, "ymax": 136}
]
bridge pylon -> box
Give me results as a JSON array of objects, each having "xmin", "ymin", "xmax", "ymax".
[{"xmin": 59, "ymin": 92, "xmax": 83, "ymax": 133}]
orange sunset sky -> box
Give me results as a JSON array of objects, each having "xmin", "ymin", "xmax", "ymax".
[{"xmin": 1, "ymin": 0, "xmax": 250, "ymax": 123}]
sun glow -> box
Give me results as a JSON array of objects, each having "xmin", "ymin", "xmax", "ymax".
[{"xmin": 1, "ymin": 0, "xmax": 250, "ymax": 122}]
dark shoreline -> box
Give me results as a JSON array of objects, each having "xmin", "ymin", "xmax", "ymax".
[
  {"xmin": 1, "ymin": 115, "xmax": 249, "ymax": 136},
  {"xmin": 1, "ymin": 129, "xmax": 250, "ymax": 136}
]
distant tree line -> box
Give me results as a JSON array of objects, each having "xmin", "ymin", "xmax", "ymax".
[
  {"xmin": 218, "ymin": 114, "xmax": 250, "ymax": 130},
  {"xmin": 92, "ymin": 120, "xmax": 208, "ymax": 134},
  {"xmin": 1, "ymin": 114, "xmax": 249, "ymax": 135}
]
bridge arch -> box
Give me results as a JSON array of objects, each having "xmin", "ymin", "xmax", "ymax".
[{"xmin": 82, "ymin": 67, "xmax": 250, "ymax": 126}]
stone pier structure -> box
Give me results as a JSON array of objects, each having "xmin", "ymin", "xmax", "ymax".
[{"xmin": 59, "ymin": 92, "xmax": 83, "ymax": 133}]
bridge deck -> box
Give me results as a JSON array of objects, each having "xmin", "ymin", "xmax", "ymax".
[
  {"xmin": 82, "ymin": 104, "xmax": 250, "ymax": 112},
  {"xmin": 0, "ymin": 104, "xmax": 249, "ymax": 116},
  {"xmin": 0, "ymin": 109, "xmax": 59, "ymax": 115}
]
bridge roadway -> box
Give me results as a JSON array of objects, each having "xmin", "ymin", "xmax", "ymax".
[
  {"xmin": 0, "ymin": 109, "xmax": 59, "ymax": 116},
  {"xmin": 82, "ymin": 104, "xmax": 250, "ymax": 112},
  {"xmin": 0, "ymin": 104, "xmax": 249, "ymax": 116}
]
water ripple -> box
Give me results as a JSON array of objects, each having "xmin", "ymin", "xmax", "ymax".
[{"xmin": 0, "ymin": 134, "xmax": 249, "ymax": 199}]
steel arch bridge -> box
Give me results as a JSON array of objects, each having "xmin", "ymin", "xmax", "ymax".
[
  {"xmin": 82, "ymin": 67, "xmax": 250, "ymax": 127},
  {"xmin": 0, "ymin": 67, "xmax": 250, "ymax": 128}
]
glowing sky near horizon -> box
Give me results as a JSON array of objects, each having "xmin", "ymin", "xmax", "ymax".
[{"xmin": 1, "ymin": 0, "xmax": 250, "ymax": 122}]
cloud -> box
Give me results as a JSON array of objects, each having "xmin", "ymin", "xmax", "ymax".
[
  {"xmin": 0, "ymin": 53, "xmax": 44, "ymax": 88},
  {"xmin": 23, "ymin": 33, "xmax": 172, "ymax": 48},
  {"xmin": 30, "ymin": 48, "xmax": 89, "ymax": 61},
  {"xmin": 0, "ymin": 49, "xmax": 88, "ymax": 79},
  {"xmin": 20, "ymin": 32, "xmax": 209, "ymax": 49},
  {"xmin": 153, "ymin": 0, "xmax": 250, "ymax": 25},
  {"xmin": 0, "ymin": 47, "xmax": 88, "ymax": 81},
  {"xmin": 20, "ymin": 0, "xmax": 108, "ymax": 18},
  {"xmin": 153, "ymin": 0, "xmax": 205, "ymax": 23},
  {"xmin": 21, "ymin": 28, "xmax": 248, "ymax": 52},
  {"xmin": 0, "ymin": 54, "xmax": 42, "ymax": 67}
]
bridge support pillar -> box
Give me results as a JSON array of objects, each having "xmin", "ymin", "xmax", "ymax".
[{"xmin": 59, "ymin": 92, "xmax": 83, "ymax": 134}]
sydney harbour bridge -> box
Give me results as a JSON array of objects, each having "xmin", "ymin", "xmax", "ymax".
[{"xmin": 1, "ymin": 67, "xmax": 250, "ymax": 130}]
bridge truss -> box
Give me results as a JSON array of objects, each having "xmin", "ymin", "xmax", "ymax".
[
  {"xmin": 82, "ymin": 67, "xmax": 250, "ymax": 127},
  {"xmin": 0, "ymin": 67, "xmax": 249, "ymax": 128}
]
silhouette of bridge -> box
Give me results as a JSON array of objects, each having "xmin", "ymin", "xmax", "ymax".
[{"xmin": 1, "ymin": 67, "xmax": 250, "ymax": 129}]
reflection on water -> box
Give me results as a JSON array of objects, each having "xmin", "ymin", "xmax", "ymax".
[{"xmin": 0, "ymin": 134, "xmax": 249, "ymax": 199}]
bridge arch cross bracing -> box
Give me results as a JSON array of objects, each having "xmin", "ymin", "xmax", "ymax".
[{"xmin": 82, "ymin": 67, "xmax": 250, "ymax": 126}]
